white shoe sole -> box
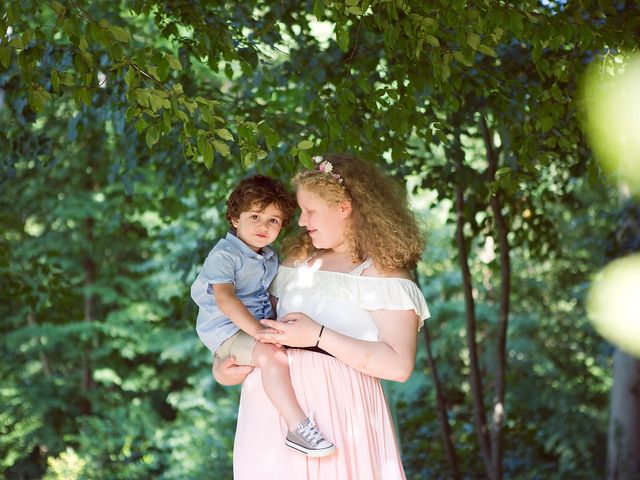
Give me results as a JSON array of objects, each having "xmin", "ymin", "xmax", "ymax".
[{"xmin": 285, "ymin": 440, "xmax": 336, "ymax": 458}]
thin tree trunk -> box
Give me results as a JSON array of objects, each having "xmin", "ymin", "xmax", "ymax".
[
  {"xmin": 414, "ymin": 268, "xmax": 462, "ymax": 479},
  {"xmin": 422, "ymin": 324, "xmax": 462, "ymax": 479},
  {"xmin": 607, "ymin": 348, "xmax": 640, "ymax": 480},
  {"xmin": 481, "ymin": 116, "xmax": 511, "ymax": 480},
  {"xmin": 452, "ymin": 126, "xmax": 494, "ymax": 479}
]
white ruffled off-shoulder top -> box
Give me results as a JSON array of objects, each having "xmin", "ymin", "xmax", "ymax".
[{"xmin": 269, "ymin": 260, "xmax": 430, "ymax": 342}]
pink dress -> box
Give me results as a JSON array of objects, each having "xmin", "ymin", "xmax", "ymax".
[{"xmin": 233, "ymin": 262, "xmax": 430, "ymax": 480}]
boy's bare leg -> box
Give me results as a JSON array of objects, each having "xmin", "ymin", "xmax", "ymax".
[{"xmin": 252, "ymin": 342, "xmax": 306, "ymax": 431}]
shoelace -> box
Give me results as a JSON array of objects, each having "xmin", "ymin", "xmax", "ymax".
[{"xmin": 297, "ymin": 420, "xmax": 324, "ymax": 446}]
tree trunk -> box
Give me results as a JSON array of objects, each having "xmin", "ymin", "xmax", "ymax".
[
  {"xmin": 607, "ymin": 348, "xmax": 640, "ymax": 480},
  {"xmin": 422, "ymin": 324, "xmax": 462, "ymax": 480},
  {"xmin": 452, "ymin": 126, "xmax": 495, "ymax": 479},
  {"xmin": 481, "ymin": 116, "xmax": 511, "ymax": 480}
]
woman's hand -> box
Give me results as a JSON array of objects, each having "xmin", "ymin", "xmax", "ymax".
[
  {"xmin": 256, "ymin": 312, "xmax": 322, "ymax": 348},
  {"xmin": 212, "ymin": 356, "xmax": 254, "ymax": 386}
]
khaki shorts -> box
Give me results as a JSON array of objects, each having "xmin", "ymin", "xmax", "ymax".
[{"xmin": 214, "ymin": 330, "xmax": 257, "ymax": 366}]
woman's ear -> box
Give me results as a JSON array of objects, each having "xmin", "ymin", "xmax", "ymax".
[{"xmin": 339, "ymin": 200, "xmax": 352, "ymax": 219}]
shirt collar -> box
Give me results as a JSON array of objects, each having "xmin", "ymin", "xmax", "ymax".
[{"xmin": 225, "ymin": 232, "xmax": 275, "ymax": 260}]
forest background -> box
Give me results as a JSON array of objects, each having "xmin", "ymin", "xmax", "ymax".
[{"xmin": 2, "ymin": 1, "xmax": 640, "ymax": 479}]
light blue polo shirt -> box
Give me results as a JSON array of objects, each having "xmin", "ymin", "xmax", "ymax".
[{"xmin": 191, "ymin": 232, "xmax": 278, "ymax": 355}]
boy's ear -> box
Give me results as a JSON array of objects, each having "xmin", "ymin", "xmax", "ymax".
[{"xmin": 231, "ymin": 217, "xmax": 240, "ymax": 228}]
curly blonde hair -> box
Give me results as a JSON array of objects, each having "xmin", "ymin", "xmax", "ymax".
[{"xmin": 286, "ymin": 153, "xmax": 425, "ymax": 272}]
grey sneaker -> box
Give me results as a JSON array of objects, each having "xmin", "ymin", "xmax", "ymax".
[{"xmin": 285, "ymin": 418, "xmax": 336, "ymax": 457}]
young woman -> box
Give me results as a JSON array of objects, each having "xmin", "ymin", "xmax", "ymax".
[{"xmin": 214, "ymin": 153, "xmax": 430, "ymax": 479}]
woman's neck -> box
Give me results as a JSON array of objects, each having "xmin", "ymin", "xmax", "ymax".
[{"xmin": 312, "ymin": 249, "xmax": 362, "ymax": 273}]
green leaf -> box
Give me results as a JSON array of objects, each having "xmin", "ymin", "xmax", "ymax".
[
  {"xmin": 9, "ymin": 37, "xmax": 24, "ymax": 49},
  {"xmin": 313, "ymin": 0, "xmax": 324, "ymax": 19},
  {"xmin": 453, "ymin": 51, "xmax": 473, "ymax": 67},
  {"xmin": 495, "ymin": 167, "xmax": 512, "ymax": 180},
  {"xmin": 492, "ymin": 27, "xmax": 504, "ymax": 42},
  {"xmin": 197, "ymin": 135, "xmax": 207, "ymax": 158},
  {"xmin": 425, "ymin": 34, "xmax": 440, "ymax": 47},
  {"xmin": 75, "ymin": 87, "xmax": 91, "ymax": 106},
  {"xmin": 145, "ymin": 125, "xmax": 160, "ymax": 148},
  {"xmin": 50, "ymin": 1, "xmax": 66, "ymax": 16},
  {"xmin": 537, "ymin": 116, "xmax": 555, "ymax": 133},
  {"xmin": 22, "ymin": 29, "xmax": 33, "ymax": 45},
  {"xmin": 134, "ymin": 116, "xmax": 146, "ymax": 132},
  {"xmin": 149, "ymin": 93, "xmax": 165, "ymax": 112},
  {"xmin": 265, "ymin": 132, "xmax": 279, "ymax": 149},
  {"xmin": 28, "ymin": 87, "xmax": 51, "ymax": 113},
  {"xmin": 51, "ymin": 70, "xmax": 60, "ymax": 93},
  {"xmin": 179, "ymin": 97, "xmax": 198, "ymax": 114},
  {"xmin": 478, "ymin": 44, "xmax": 497, "ymax": 57},
  {"xmin": 213, "ymin": 140, "xmax": 231, "ymax": 157},
  {"xmin": 347, "ymin": 6, "xmax": 363, "ymax": 15},
  {"xmin": 466, "ymin": 32, "xmax": 481, "ymax": 50},
  {"xmin": 156, "ymin": 58, "xmax": 170, "ymax": 81},
  {"xmin": 420, "ymin": 16, "xmax": 437, "ymax": 28},
  {"xmin": 242, "ymin": 150, "xmax": 255, "ymax": 168},
  {"xmin": 60, "ymin": 72, "xmax": 75, "ymax": 86},
  {"xmin": 298, "ymin": 150, "xmax": 313, "ymax": 168},
  {"xmin": 147, "ymin": 65, "xmax": 160, "ymax": 82},
  {"xmin": 215, "ymin": 128, "xmax": 233, "ymax": 141},
  {"xmin": 415, "ymin": 38, "xmax": 424, "ymax": 59},
  {"xmin": 336, "ymin": 27, "xmax": 349, "ymax": 52},
  {"xmin": 509, "ymin": 13, "xmax": 524, "ymax": 36},
  {"xmin": 202, "ymin": 141, "xmax": 214, "ymax": 168},
  {"xmin": 225, "ymin": 63, "xmax": 234, "ymax": 80},
  {"xmin": 162, "ymin": 110, "xmax": 172, "ymax": 132},
  {"xmin": 297, "ymin": 140, "xmax": 314, "ymax": 150},
  {"xmin": 165, "ymin": 54, "xmax": 182, "ymax": 71},
  {"xmin": 201, "ymin": 107, "xmax": 215, "ymax": 126},
  {"xmin": 0, "ymin": 47, "xmax": 11, "ymax": 69},
  {"xmin": 134, "ymin": 89, "xmax": 150, "ymax": 108},
  {"xmin": 109, "ymin": 26, "xmax": 131, "ymax": 44},
  {"xmin": 110, "ymin": 43, "xmax": 124, "ymax": 61},
  {"xmin": 175, "ymin": 108, "xmax": 189, "ymax": 122},
  {"xmin": 124, "ymin": 67, "xmax": 138, "ymax": 88}
]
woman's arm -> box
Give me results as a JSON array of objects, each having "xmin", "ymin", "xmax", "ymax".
[
  {"xmin": 258, "ymin": 308, "xmax": 418, "ymax": 382},
  {"xmin": 212, "ymin": 356, "xmax": 254, "ymax": 386}
]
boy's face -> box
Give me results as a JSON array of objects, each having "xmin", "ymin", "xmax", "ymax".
[{"xmin": 231, "ymin": 203, "xmax": 284, "ymax": 252}]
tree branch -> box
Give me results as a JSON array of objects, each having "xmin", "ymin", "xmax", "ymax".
[{"xmin": 452, "ymin": 122, "xmax": 494, "ymax": 479}]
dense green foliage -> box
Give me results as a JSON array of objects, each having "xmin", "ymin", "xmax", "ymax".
[{"xmin": 2, "ymin": 0, "xmax": 638, "ymax": 478}]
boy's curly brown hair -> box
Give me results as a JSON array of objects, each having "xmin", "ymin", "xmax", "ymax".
[{"xmin": 226, "ymin": 175, "xmax": 297, "ymax": 227}]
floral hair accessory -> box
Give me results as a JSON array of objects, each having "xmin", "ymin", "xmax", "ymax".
[{"xmin": 313, "ymin": 155, "xmax": 343, "ymax": 184}]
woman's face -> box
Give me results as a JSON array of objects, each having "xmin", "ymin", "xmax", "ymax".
[{"xmin": 296, "ymin": 186, "xmax": 351, "ymax": 251}]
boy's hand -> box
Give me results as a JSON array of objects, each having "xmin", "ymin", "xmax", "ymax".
[
  {"xmin": 253, "ymin": 323, "xmax": 284, "ymax": 348},
  {"xmin": 212, "ymin": 356, "xmax": 254, "ymax": 386}
]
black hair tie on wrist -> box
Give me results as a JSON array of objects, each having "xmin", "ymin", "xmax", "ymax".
[{"xmin": 315, "ymin": 325, "xmax": 325, "ymax": 348}]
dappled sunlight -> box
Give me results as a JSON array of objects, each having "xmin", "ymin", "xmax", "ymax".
[
  {"xmin": 587, "ymin": 254, "xmax": 640, "ymax": 357},
  {"xmin": 582, "ymin": 54, "xmax": 640, "ymax": 195}
]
